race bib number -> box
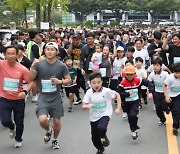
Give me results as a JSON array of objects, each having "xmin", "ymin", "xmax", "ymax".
[
  {"xmin": 125, "ymin": 89, "xmax": 139, "ymax": 101},
  {"xmin": 100, "ymin": 68, "xmax": 106, "ymax": 77},
  {"xmin": 41, "ymin": 80, "xmax": 57, "ymax": 92},
  {"xmin": 3, "ymin": 78, "xmax": 19, "ymax": 92},
  {"xmin": 174, "ymin": 57, "xmax": 180, "ymax": 63},
  {"xmin": 97, "ymin": 56, "xmax": 102, "ymax": 64},
  {"xmin": 88, "ymin": 62, "xmax": 93, "ymax": 70},
  {"xmin": 73, "ymin": 60, "xmax": 80, "ymax": 68},
  {"xmin": 171, "ymin": 86, "xmax": 180, "ymax": 92},
  {"xmin": 115, "ymin": 67, "xmax": 121, "ymax": 74},
  {"xmin": 154, "ymin": 82, "xmax": 163, "ymax": 88},
  {"xmin": 91, "ymin": 101, "xmax": 106, "ymax": 109}
]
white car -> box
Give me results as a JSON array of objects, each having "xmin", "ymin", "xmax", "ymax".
[
  {"xmin": 125, "ymin": 20, "xmax": 134, "ymax": 26},
  {"xmin": 142, "ymin": 20, "xmax": 151, "ymax": 25},
  {"xmin": 159, "ymin": 20, "xmax": 174, "ymax": 26}
]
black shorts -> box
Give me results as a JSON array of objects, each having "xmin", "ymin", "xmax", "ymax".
[{"xmin": 64, "ymin": 85, "xmax": 78, "ymax": 97}]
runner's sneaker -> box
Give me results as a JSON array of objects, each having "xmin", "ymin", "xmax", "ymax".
[
  {"xmin": 173, "ymin": 128, "xmax": 178, "ymax": 136},
  {"xmin": 96, "ymin": 147, "xmax": 105, "ymax": 154},
  {"xmin": 132, "ymin": 131, "xmax": 138, "ymax": 140},
  {"xmin": 158, "ymin": 121, "xmax": 166, "ymax": 126},
  {"xmin": 100, "ymin": 135, "xmax": 110, "ymax": 147},
  {"xmin": 14, "ymin": 140, "xmax": 22, "ymax": 148},
  {"xmin": 68, "ymin": 107, "xmax": 73, "ymax": 112},
  {"xmin": 44, "ymin": 127, "xmax": 53, "ymax": 143},
  {"xmin": 74, "ymin": 98, "xmax": 82, "ymax": 105},
  {"xmin": 122, "ymin": 112, "xmax": 127, "ymax": 119},
  {"xmin": 52, "ymin": 139, "xmax": 60, "ymax": 149},
  {"xmin": 9, "ymin": 128, "xmax": 15, "ymax": 139}
]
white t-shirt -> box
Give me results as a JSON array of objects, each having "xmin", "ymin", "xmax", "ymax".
[
  {"xmin": 148, "ymin": 64, "xmax": 167, "ymax": 73},
  {"xmin": 83, "ymin": 87, "xmax": 116, "ymax": 122},
  {"xmin": 164, "ymin": 74, "xmax": 180, "ymax": 97},
  {"xmin": 112, "ymin": 57, "xmax": 125, "ymax": 79},
  {"xmin": 133, "ymin": 48, "xmax": 149, "ymax": 67},
  {"xmin": 136, "ymin": 68, "xmax": 147, "ymax": 89},
  {"xmin": 148, "ymin": 70, "xmax": 169, "ymax": 93}
]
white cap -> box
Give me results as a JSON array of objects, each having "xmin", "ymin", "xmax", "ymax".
[
  {"xmin": 117, "ymin": 46, "xmax": 124, "ymax": 51},
  {"xmin": 18, "ymin": 42, "xmax": 26, "ymax": 47},
  {"xmin": 45, "ymin": 42, "xmax": 58, "ymax": 50}
]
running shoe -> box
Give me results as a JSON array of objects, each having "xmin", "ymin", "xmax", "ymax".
[
  {"xmin": 44, "ymin": 127, "xmax": 53, "ymax": 143},
  {"xmin": 14, "ymin": 140, "xmax": 22, "ymax": 148},
  {"xmin": 96, "ymin": 147, "xmax": 105, "ymax": 154},
  {"xmin": 132, "ymin": 131, "xmax": 138, "ymax": 140},
  {"xmin": 52, "ymin": 139, "xmax": 60, "ymax": 149}
]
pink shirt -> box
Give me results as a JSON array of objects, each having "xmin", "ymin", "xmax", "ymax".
[{"xmin": 0, "ymin": 60, "xmax": 29, "ymax": 100}]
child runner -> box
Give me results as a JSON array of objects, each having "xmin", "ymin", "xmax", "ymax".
[
  {"xmin": 163, "ymin": 62, "xmax": 180, "ymax": 135},
  {"xmin": 123, "ymin": 46, "xmax": 135, "ymax": 66},
  {"xmin": 82, "ymin": 72, "xmax": 121, "ymax": 154},
  {"xmin": 91, "ymin": 44, "xmax": 103, "ymax": 72},
  {"xmin": 117, "ymin": 65, "xmax": 154, "ymax": 140},
  {"xmin": 110, "ymin": 46, "xmax": 125, "ymax": 91},
  {"xmin": 148, "ymin": 58, "xmax": 170, "ymax": 126},
  {"xmin": 63, "ymin": 56, "xmax": 78, "ymax": 112},
  {"xmin": 147, "ymin": 54, "xmax": 171, "ymax": 75},
  {"xmin": 135, "ymin": 57, "xmax": 148, "ymax": 109}
]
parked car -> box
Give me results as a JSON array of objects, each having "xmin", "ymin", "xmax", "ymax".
[
  {"xmin": 159, "ymin": 20, "xmax": 175, "ymax": 26},
  {"xmin": 119, "ymin": 20, "xmax": 125, "ymax": 26},
  {"xmin": 133, "ymin": 19, "xmax": 142, "ymax": 25},
  {"xmin": 125, "ymin": 20, "xmax": 134, "ymax": 26},
  {"xmin": 142, "ymin": 20, "xmax": 151, "ymax": 25},
  {"xmin": 175, "ymin": 20, "xmax": 180, "ymax": 26},
  {"xmin": 0, "ymin": 29, "xmax": 20, "ymax": 45},
  {"xmin": 107, "ymin": 18, "xmax": 116, "ymax": 25}
]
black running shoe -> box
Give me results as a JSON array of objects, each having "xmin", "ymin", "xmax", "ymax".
[
  {"xmin": 173, "ymin": 128, "xmax": 178, "ymax": 136},
  {"xmin": 44, "ymin": 127, "xmax": 53, "ymax": 143},
  {"xmin": 132, "ymin": 131, "xmax": 139, "ymax": 140},
  {"xmin": 52, "ymin": 139, "xmax": 60, "ymax": 149},
  {"xmin": 96, "ymin": 147, "xmax": 105, "ymax": 154}
]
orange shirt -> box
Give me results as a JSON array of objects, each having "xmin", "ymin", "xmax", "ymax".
[{"xmin": 0, "ymin": 60, "xmax": 29, "ymax": 100}]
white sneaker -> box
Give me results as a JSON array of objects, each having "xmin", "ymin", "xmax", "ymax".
[
  {"xmin": 132, "ymin": 131, "xmax": 138, "ymax": 140},
  {"xmin": 32, "ymin": 94, "xmax": 39, "ymax": 102},
  {"xmin": 14, "ymin": 141, "xmax": 22, "ymax": 148},
  {"xmin": 122, "ymin": 112, "xmax": 127, "ymax": 119}
]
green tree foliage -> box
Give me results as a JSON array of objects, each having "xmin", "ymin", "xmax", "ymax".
[
  {"xmin": 97, "ymin": 0, "xmax": 134, "ymax": 21},
  {"xmin": 67, "ymin": 0, "xmax": 98, "ymax": 26},
  {"xmin": 133, "ymin": 0, "xmax": 179, "ymax": 21}
]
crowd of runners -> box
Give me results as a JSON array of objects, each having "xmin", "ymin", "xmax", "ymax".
[{"xmin": 0, "ymin": 25, "xmax": 180, "ymax": 154}]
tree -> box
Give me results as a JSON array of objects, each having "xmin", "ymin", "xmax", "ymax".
[
  {"xmin": 67, "ymin": 0, "xmax": 98, "ymax": 26},
  {"xmin": 133, "ymin": 0, "xmax": 179, "ymax": 22},
  {"xmin": 5, "ymin": 0, "xmax": 33, "ymax": 28},
  {"xmin": 97, "ymin": 0, "xmax": 134, "ymax": 22}
]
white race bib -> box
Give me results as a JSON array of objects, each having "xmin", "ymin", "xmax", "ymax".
[
  {"xmin": 88, "ymin": 62, "xmax": 93, "ymax": 70},
  {"xmin": 97, "ymin": 56, "xmax": 102, "ymax": 64},
  {"xmin": 100, "ymin": 68, "xmax": 106, "ymax": 77},
  {"xmin": 125, "ymin": 89, "xmax": 139, "ymax": 101},
  {"xmin": 174, "ymin": 57, "xmax": 180, "ymax": 63},
  {"xmin": 91, "ymin": 101, "xmax": 107, "ymax": 109},
  {"xmin": 115, "ymin": 67, "xmax": 121, "ymax": 74},
  {"xmin": 3, "ymin": 78, "xmax": 19, "ymax": 92},
  {"xmin": 41, "ymin": 80, "xmax": 57, "ymax": 92}
]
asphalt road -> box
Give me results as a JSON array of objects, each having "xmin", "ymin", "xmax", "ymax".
[{"xmin": 0, "ymin": 91, "xmax": 180, "ymax": 154}]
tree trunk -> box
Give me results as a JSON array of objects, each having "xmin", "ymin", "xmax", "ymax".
[
  {"xmin": 24, "ymin": 8, "xmax": 28, "ymax": 28},
  {"xmin": 43, "ymin": 5, "xmax": 47, "ymax": 22},
  {"xmin": 48, "ymin": 1, "xmax": 52, "ymax": 29},
  {"xmin": 36, "ymin": 0, "xmax": 41, "ymax": 31}
]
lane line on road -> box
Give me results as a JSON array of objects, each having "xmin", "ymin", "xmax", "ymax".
[{"xmin": 165, "ymin": 113, "xmax": 179, "ymax": 154}]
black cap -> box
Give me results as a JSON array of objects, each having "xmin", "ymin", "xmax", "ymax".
[{"xmin": 72, "ymin": 33, "xmax": 81, "ymax": 39}]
